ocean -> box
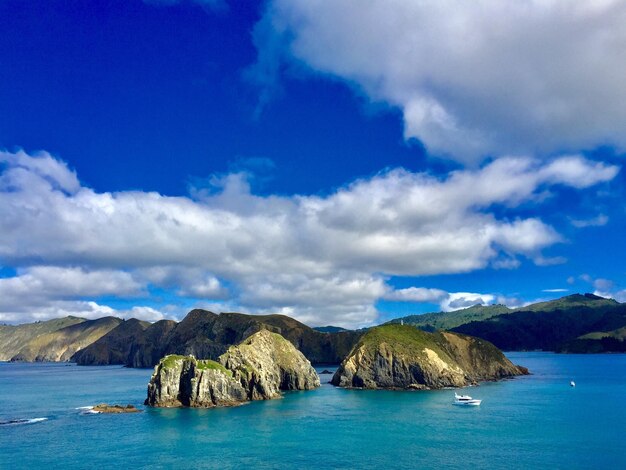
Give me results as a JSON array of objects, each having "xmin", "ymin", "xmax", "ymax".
[{"xmin": 1, "ymin": 352, "xmax": 625, "ymax": 469}]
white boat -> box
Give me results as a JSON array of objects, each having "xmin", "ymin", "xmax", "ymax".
[
  {"xmin": 453, "ymin": 392, "xmax": 482, "ymax": 406},
  {"xmin": 570, "ymin": 381, "xmax": 576, "ymax": 387}
]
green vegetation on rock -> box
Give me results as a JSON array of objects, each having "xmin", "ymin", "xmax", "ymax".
[
  {"xmin": 146, "ymin": 330, "xmax": 320, "ymax": 408},
  {"xmin": 196, "ymin": 359, "xmax": 232, "ymax": 376},
  {"xmin": 331, "ymin": 324, "xmax": 527, "ymax": 390},
  {"xmin": 160, "ymin": 354, "xmax": 187, "ymax": 369}
]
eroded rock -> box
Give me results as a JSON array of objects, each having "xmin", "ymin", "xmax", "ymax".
[
  {"xmin": 331, "ymin": 324, "xmax": 528, "ymax": 390},
  {"xmin": 146, "ymin": 330, "xmax": 320, "ymax": 408}
]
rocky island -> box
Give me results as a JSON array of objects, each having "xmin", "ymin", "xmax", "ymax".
[
  {"xmin": 146, "ymin": 329, "xmax": 320, "ymax": 408},
  {"xmin": 92, "ymin": 404, "xmax": 141, "ymax": 414},
  {"xmin": 331, "ymin": 324, "xmax": 528, "ymax": 390}
]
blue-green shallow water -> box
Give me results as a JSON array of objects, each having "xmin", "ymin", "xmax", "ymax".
[{"xmin": 1, "ymin": 352, "xmax": 625, "ymax": 469}]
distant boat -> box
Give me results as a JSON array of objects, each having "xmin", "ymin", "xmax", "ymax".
[
  {"xmin": 570, "ymin": 381, "xmax": 576, "ymax": 387},
  {"xmin": 453, "ymin": 392, "xmax": 482, "ymax": 406}
]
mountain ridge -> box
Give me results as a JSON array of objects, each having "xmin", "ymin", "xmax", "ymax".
[{"xmin": 2, "ymin": 293, "xmax": 624, "ymax": 363}]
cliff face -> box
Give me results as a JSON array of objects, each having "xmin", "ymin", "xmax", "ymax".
[
  {"xmin": 146, "ymin": 330, "xmax": 320, "ymax": 407},
  {"xmin": 0, "ymin": 317, "xmax": 86, "ymax": 361},
  {"xmin": 71, "ymin": 318, "xmax": 151, "ymax": 365},
  {"xmin": 6, "ymin": 317, "xmax": 122, "ymax": 362},
  {"xmin": 145, "ymin": 356, "xmax": 248, "ymax": 407},
  {"xmin": 331, "ymin": 325, "xmax": 527, "ymax": 390}
]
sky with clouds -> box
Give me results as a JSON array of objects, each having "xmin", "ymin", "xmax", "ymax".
[{"xmin": 0, "ymin": 0, "xmax": 624, "ymax": 327}]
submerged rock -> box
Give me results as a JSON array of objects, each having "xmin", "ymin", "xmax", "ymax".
[
  {"xmin": 145, "ymin": 329, "xmax": 320, "ymax": 408},
  {"xmin": 331, "ymin": 324, "xmax": 527, "ymax": 390}
]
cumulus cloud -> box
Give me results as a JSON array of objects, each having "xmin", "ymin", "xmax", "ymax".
[
  {"xmin": 440, "ymin": 292, "xmax": 495, "ymax": 312},
  {"xmin": 136, "ymin": 266, "xmax": 229, "ymax": 299},
  {"xmin": 573, "ymin": 273, "xmax": 626, "ymax": 302},
  {"xmin": 0, "ymin": 267, "xmax": 143, "ymax": 310},
  {"xmin": 0, "ymin": 266, "xmax": 167, "ymax": 323},
  {"xmin": 0, "ymin": 150, "xmax": 618, "ymax": 327},
  {"xmin": 384, "ymin": 287, "xmax": 448, "ymax": 303},
  {"xmin": 254, "ymin": 0, "xmax": 626, "ymax": 161},
  {"xmin": 0, "ymin": 300, "xmax": 166, "ymax": 324}
]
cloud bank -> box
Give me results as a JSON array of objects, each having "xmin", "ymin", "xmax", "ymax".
[
  {"xmin": 254, "ymin": 0, "xmax": 626, "ymax": 161},
  {"xmin": 0, "ymin": 150, "xmax": 618, "ymax": 326}
]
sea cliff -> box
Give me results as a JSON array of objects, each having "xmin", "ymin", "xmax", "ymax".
[
  {"xmin": 146, "ymin": 329, "xmax": 320, "ymax": 407},
  {"xmin": 331, "ymin": 324, "xmax": 527, "ymax": 389}
]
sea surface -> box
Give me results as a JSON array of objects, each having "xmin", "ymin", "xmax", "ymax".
[{"xmin": 1, "ymin": 352, "xmax": 625, "ymax": 469}]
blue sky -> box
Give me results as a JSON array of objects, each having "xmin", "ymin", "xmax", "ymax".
[{"xmin": 0, "ymin": 0, "xmax": 625, "ymax": 327}]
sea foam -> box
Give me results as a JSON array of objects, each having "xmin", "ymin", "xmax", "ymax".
[{"xmin": 0, "ymin": 417, "xmax": 48, "ymax": 426}]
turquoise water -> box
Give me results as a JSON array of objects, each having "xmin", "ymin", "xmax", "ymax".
[{"xmin": 1, "ymin": 352, "xmax": 625, "ymax": 469}]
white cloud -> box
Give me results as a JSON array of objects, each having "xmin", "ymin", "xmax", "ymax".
[
  {"xmin": 542, "ymin": 288, "xmax": 569, "ymax": 293},
  {"xmin": 614, "ymin": 290, "xmax": 626, "ymax": 303},
  {"xmin": 570, "ymin": 214, "xmax": 609, "ymax": 228},
  {"xmin": 0, "ymin": 267, "xmax": 143, "ymax": 311},
  {"xmin": 0, "ymin": 150, "xmax": 618, "ymax": 327},
  {"xmin": 593, "ymin": 278, "xmax": 614, "ymax": 292},
  {"xmin": 136, "ymin": 266, "xmax": 228, "ymax": 299},
  {"xmin": 576, "ymin": 274, "xmax": 625, "ymax": 302},
  {"xmin": 0, "ymin": 300, "xmax": 166, "ymax": 324},
  {"xmin": 440, "ymin": 292, "xmax": 495, "ymax": 312},
  {"xmin": 254, "ymin": 0, "xmax": 626, "ymax": 161},
  {"xmin": 0, "ymin": 266, "xmax": 167, "ymax": 323},
  {"xmin": 384, "ymin": 287, "xmax": 448, "ymax": 303}
]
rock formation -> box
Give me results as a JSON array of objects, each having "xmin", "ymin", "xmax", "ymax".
[
  {"xmin": 331, "ymin": 324, "xmax": 527, "ymax": 390},
  {"xmin": 92, "ymin": 404, "xmax": 141, "ymax": 414},
  {"xmin": 145, "ymin": 329, "xmax": 320, "ymax": 407}
]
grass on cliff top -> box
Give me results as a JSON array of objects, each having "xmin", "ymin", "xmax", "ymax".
[
  {"xmin": 159, "ymin": 355, "xmax": 233, "ymax": 376},
  {"xmin": 196, "ymin": 359, "xmax": 232, "ymax": 376},
  {"xmin": 357, "ymin": 324, "xmax": 450, "ymax": 359},
  {"xmin": 160, "ymin": 354, "xmax": 188, "ymax": 369}
]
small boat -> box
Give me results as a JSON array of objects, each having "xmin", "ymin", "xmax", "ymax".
[
  {"xmin": 570, "ymin": 381, "xmax": 576, "ymax": 387},
  {"xmin": 453, "ymin": 392, "xmax": 482, "ymax": 406}
]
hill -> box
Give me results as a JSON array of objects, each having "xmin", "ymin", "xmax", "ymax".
[
  {"xmin": 331, "ymin": 324, "xmax": 527, "ymax": 389},
  {"xmin": 0, "ymin": 316, "xmax": 87, "ymax": 360},
  {"xmin": 71, "ymin": 318, "xmax": 151, "ymax": 365},
  {"xmin": 389, "ymin": 294, "xmax": 626, "ymax": 352},
  {"xmin": 8, "ymin": 316, "xmax": 123, "ymax": 362},
  {"xmin": 74, "ymin": 310, "xmax": 363, "ymax": 367},
  {"xmin": 387, "ymin": 304, "xmax": 512, "ymax": 331},
  {"xmin": 451, "ymin": 294, "xmax": 626, "ymax": 351}
]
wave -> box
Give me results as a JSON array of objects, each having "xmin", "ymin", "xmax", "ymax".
[
  {"xmin": 76, "ymin": 406, "xmax": 100, "ymax": 415},
  {"xmin": 0, "ymin": 417, "xmax": 48, "ymax": 426}
]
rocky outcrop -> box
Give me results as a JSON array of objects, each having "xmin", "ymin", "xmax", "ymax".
[
  {"xmin": 331, "ymin": 325, "xmax": 527, "ymax": 390},
  {"xmin": 145, "ymin": 330, "xmax": 320, "ymax": 408},
  {"xmin": 92, "ymin": 404, "xmax": 141, "ymax": 414}
]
